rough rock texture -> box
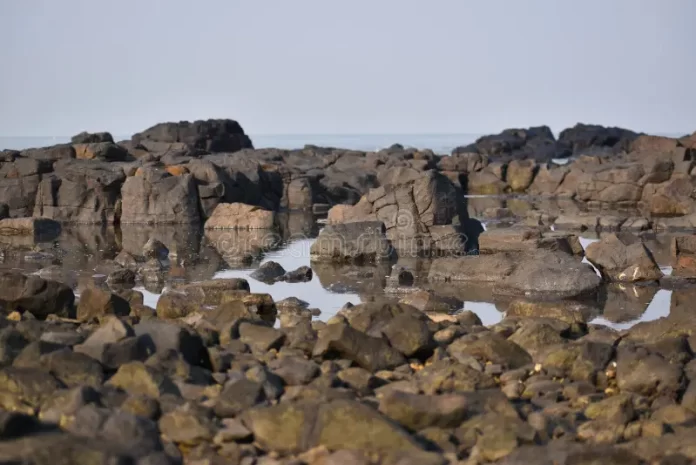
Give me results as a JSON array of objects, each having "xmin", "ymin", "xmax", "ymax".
[
  {"xmin": 120, "ymin": 168, "xmax": 201, "ymax": 224},
  {"xmin": 204, "ymin": 202, "xmax": 276, "ymax": 229},
  {"xmin": 326, "ymin": 171, "xmax": 472, "ymax": 256},
  {"xmin": 310, "ymin": 221, "xmax": 394, "ymax": 264},
  {"xmin": 131, "ymin": 119, "xmax": 253, "ymax": 153},
  {"xmin": 586, "ymin": 234, "xmax": 663, "ymax": 282}
]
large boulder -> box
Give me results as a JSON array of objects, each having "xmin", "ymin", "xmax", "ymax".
[
  {"xmin": 453, "ymin": 126, "xmax": 564, "ymax": 162},
  {"xmin": 557, "ymin": 123, "xmax": 640, "ymax": 155},
  {"xmin": 495, "ymin": 250, "xmax": 601, "ymax": 299},
  {"xmin": 131, "ymin": 119, "xmax": 253, "ymax": 153},
  {"xmin": 585, "ymin": 234, "xmax": 663, "ymax": 283},
  {"xmin": 0, "ymin": 271, "xmax": 75, "ymax": 319},
  {"xmin": 0, "ymin": 157, "xmax": 53, "ymax": 217},
  {"xmin": 33, "ymin": 160, "xmax": 126, "ymax": 223},
  {"xmin": 310, "ymin": 221, "xmax": 394, "ymax": 264},
  {"xmin": 71, "ymin": 131, "xmax": 114, "ymax": 144},
  {"xmin": 120, "ymin": 168, "xmax": 201, "ymax": 224},
  {"xmin": 204, "ymin": 202, "xmax": 276, "ymax": 229},
  {"xmin": 325, "ymin": 171, "xmax": 470, "ymax": 257},
  {"xmin": 73, "ymin": 142, "xmax": 129, "ymax": 162}
]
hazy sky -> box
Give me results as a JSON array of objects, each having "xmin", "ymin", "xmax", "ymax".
[{"xmin": 1, "ymin": 0, "xmax": 695, "ymax": 137}]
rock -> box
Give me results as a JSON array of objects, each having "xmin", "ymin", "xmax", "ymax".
[
  {"xmin": 282, "ymin": 266, "xmax": 313, "ymax": 283},
  {"xmin": 106, "ymin": 268, "xmax": 136, "ymax": 287},
  {"xmin": 156, "ymin": 291, "xmax": 200, "ymax": 320},
  {"xmin": 585, "ymin": 234, "xmax": 663, "ymax": 282},
  {"xmin": 0, "ymin": 432, "xmax": 135, "ymax": 464},
  {"xmin": 495, "ymin": 250, "xmax": 601, "ymax": 299},
  {"xmin": 506, "ymin": 159, "xmax": 538, "ymax": 191},
  {"xmin": 397, "ymin": 290, "xmax": 462, "ymax": 313},
  {"xmin": 33, "ymin": 160, "xmax": 126, "ymax": 224},
  {"xmin": 214, "ymin": 378, "xmax": 265, "ymax": 417},
  {"xmin": 71, "ymin": 131, "xmax": 114, "ymax": 144},
  {"xmin": 312, "ymin": 323, "xmax": 406, "ymax": 372},
  {"xmin": 20, "ymin": 143, "xmax": 76, "ymax": 161},
  {"xmin": 427, "ymin": 253, "xmax": 516, "ymax": 283},
  {"xmin": 541, "ymin": 340, "xmax": 614, "ymax": 382},
  {"xmin": 204, "ymin": 202, "xmax": 276, "ymax": 229},
  {"xmin": 325, "ymin": 171, "xmax": 469, "ymax": 257},
  {"xmin": 381, "ymin": 313, "xmax": 433, "ymax": 357},
  {"xmin": 73, "ymin": 142, "xmax": 129, "ymax": 161},
  {"xmin": 269, "ymin": 356, "xmax": 320, "ymax": 386},
  {"xmin": 238, "ymin": 322, "xmax": 286, "ymax": 352},
  {"xmin": 134, "ymin": 320, "xmax": 211, "ymax": 369},
  {"xmin": 378, "ymin": 390, "xmax": 469, "ymax": 430},
  {"xmin": 508, "ymin": 320, "xmax": 567, "ymax": 360},
  {"xmin": 120, "ymin": 169, "xmax": 201, "ymax": 224},
  {"xmin": 159, "ymin": 403, "xmax": 216, "ymax": 446},
  {"xmin": 615, "ymin": 344, "xmax": 684, "ymax": 398},
  {"xmin": 242, "ymin": 399, "xmax": 433, "ymax": 460},
  {"xmin": 0, "ymin": 366, "xmax": 64, "ymax": 407},
  {"xmin": 77, "ymin": 287, "xmax": 130, "ymax": 322},
  {"xmin": 671, "ymin": 235, "xmax": 696, "ymax": 278},
  {"xmin": 174, "ymin": 278, "xmax": 250, "ymax": 306},
  {"xmin": 74, "ymin": 317, "xmax": 150, "ymax": 369},
  {"xmin": 0, "ymin": 270, "xmax": 75, "ymax": 319},
  {"xmin": 448, "ymin": 331, "xmax": 532, "ymax": 369},
  {"xmin": 131, "ymin": 119, "xmax": 253, "ymax": 153},
  {"xmin": 143, "ymin": 238, "xmax": 169, "ymax": 260},
  {"xmin": 558, "ymin": 123, "xmax": 639, "ymax": 155},
  {"xmin": 310, "ymin": 221, "xmax": 394, "ymax": 264},
  {"xmin": 107, "ymin": 361, "xmax": 181, "ymax": 398},
  {"xmin": 585, "ymin": 393, "xmax": 636, "ymax": 424},
  {"xmin": 251, "ymin": 261, "xmax": 287, "ymax": 283},
  {"xmin": 219, "ymin": 292, "xmax": 278, "ymax": 325}
]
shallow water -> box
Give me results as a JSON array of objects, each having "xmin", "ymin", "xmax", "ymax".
[{"xmin": 0, "ymin": 198, "xmax": 683, "ymax": 330}]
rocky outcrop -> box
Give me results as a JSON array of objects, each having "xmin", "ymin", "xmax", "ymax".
[
  {"xmin": 131, "ymin": 119, "xmax": 253, "ymax": 153},
  {"xmin": 326, "ymin": 171, "xmax": 473, "ymax": 257},
  {"xmin": 585, "ymin": 234, "xmax": 663, "ymax": 283},
  {"xmin": 120, "ymin": 168, "xmax": 201, "ymax": 224},
  {"xmin": 33, "ymin": 160, "xmax": 126, "ymax": 224}
]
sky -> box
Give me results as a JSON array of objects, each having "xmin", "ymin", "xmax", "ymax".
[{"xmin": 1, "ymin": 0, "xmax": 695, "ymax": 137}]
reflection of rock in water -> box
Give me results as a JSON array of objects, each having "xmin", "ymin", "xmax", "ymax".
[
  {"xmin": 385, "ymin": 258, "xmax": 432, "ymax": 292},
  {"xmin": 119, "ymin": 224, "xmax": 203, "ymax": 264},
  {"xmin": 276, "ymin": 211, "xmax": 319, "ymax": 241},
  {"xmin": 204, "ymin": 229, "xmax": 283, "ymax": 268},
  {"xmin": 498, "ymin": 297, "xmax": 601, "ymax": 325},
  {"xmin": 313, "ymin": 262, "xmax": 391, "ymax": 296},
  {"xmin": 598, "ymin": 284, "xmax": 657, "ymax": 323},
  {"xmin": 669, "ymin": 287, "xmax": 696, "ymax": 317}
]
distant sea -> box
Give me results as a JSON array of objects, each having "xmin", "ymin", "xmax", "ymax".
[{"xmin": 0, "ymin": 134, "xmax": 481, "ymax": 155}]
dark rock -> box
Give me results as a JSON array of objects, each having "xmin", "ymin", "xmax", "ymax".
[
  {"xmin": 378, "ymin": 390, "xmax": 469, "ymax": 430},
  {"xmin": 269, "ymin": 356, "xmax": 320, "ymax": 386},
  {"xmin": 448, "ymin": 331, "xmax": 532, "ymax": 369},
  {"xmin": 495, "ymin": 250, "xmax": 601, "ymax": 299},
  {"xmin": 134, "ymin": 320, "xmax": 211, "ymax": 369},
  {"xmin": 251, "ymin": 261, "xmax": 286, "ymax": 283},
  {"xmin": 214, "ymin": 378, "xmax": 265, "ymax": 417},
  {"xmin": 281, "ymin": 266, "xmax": 313, "ymax": 283},
  {"xmin": 106, "ymin": 361, "xmax": 181, "ymax": 399},
  {"xmin": 0, "ymin": 271, "xmax": 75, "ymax": 319},
  {"xmin": 33, "ymin": 159, "xmax": 126, "ymax": 223},
  {"xmin": 143, "ymin": 238, "xmax": 169, "ymax": 261},
  {"xmin": 76, "ymin": 287, "xmax": 130, "ymax": 322},
  {"xmin": 616, "ymin": 344, "xmax": 684, "ymax": 398},
  {"xmin": 120, "ymin": 169, "xmax": 201, "ymax": 224},
  {"xmin": 71, "ymin": 131, "xmax": 114, "ymax": 144},
  {"xmin": 313, "ymin": 323, "xmax": 406, "ymax": 372},
  {"xmin": 131, "ymin": 119, "xmax": 253, "ymax": 153}
]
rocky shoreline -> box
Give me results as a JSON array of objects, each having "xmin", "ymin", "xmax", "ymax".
[{"xmin": 1, "ymin": 119, "xmax": 696, "ymax": 464}]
